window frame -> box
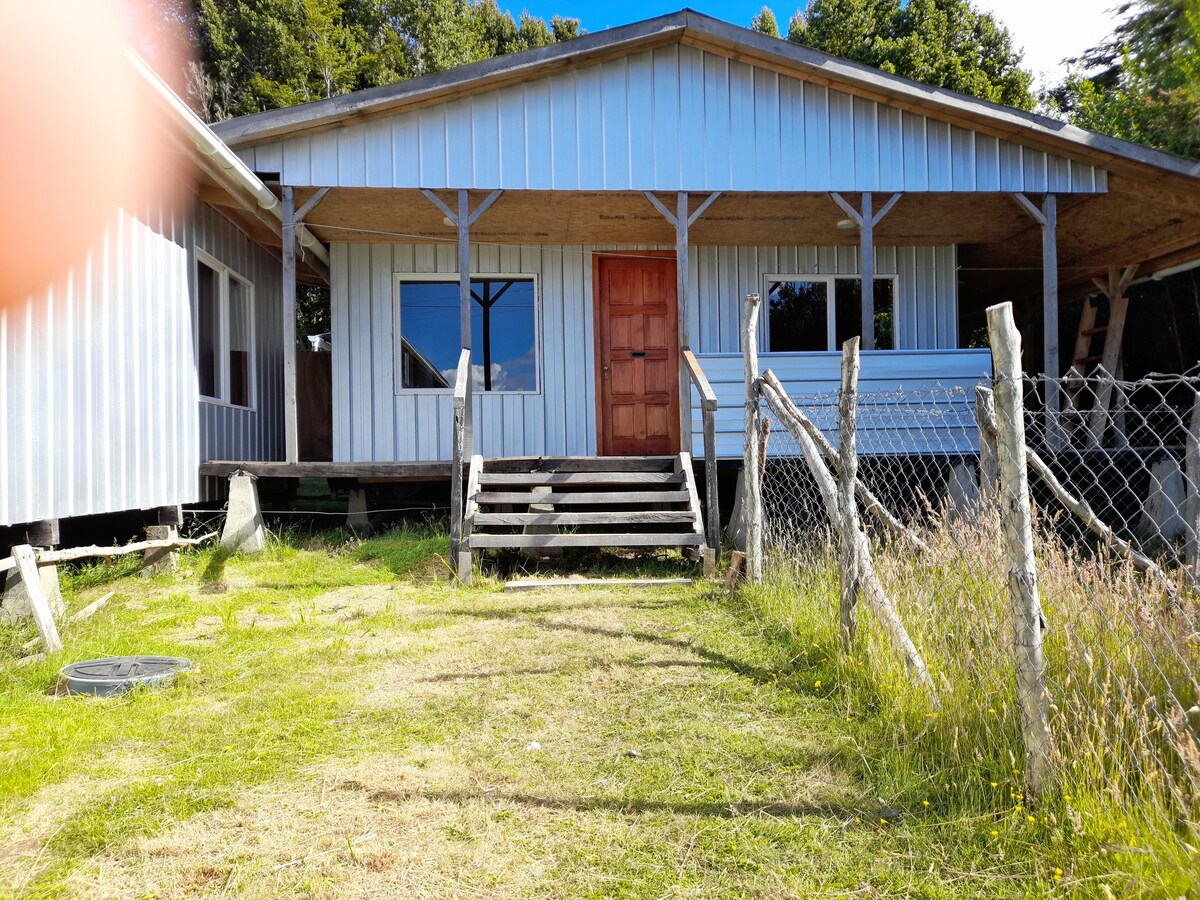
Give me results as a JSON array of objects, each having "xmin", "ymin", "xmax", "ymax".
[
  {"xmin": 392, "ymin": 272, "xmax": 542, "ymax": 396},
  {"xmin": 762, "ymin": 273, "xmax": 898, "ymax": 352},
  {"xmin": 195, "ymin": 249, "xmax": 257, "ymax": 410}
]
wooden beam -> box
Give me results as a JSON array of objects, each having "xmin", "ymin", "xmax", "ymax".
[
  {"xmin": 294, "ymin": 187, "xmax": 330, "ymax": 222},
  {"xmin": 281, "ymin": 186, "xmax": 299, "ymax": 463}
]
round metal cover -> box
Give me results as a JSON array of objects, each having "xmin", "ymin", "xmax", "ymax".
[{"xmin": 59, "ymin": 656, "xmax": 192, "ymax": 696}]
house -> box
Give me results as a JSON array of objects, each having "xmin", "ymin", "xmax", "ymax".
[
  {"xmin": 0, "ymin": 52, "xmax": 325, "ymax": 550},
  {"xmin": 5, "ymin": 11, "xmax": 1199, "ymax": 574},
  {"xmin": 207, "ymin": 10, "xmax": 1200, "ymax": 570}
]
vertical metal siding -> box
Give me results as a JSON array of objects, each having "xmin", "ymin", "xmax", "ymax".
[
  {"xmin": 257, "ymin": 45, "xmax": 1105, "ymax": 193},
  {"xmin": 195, "ymin": 199, "xmax": 286, "ymax": 501},
  {"xmin": 1, "ymin": 200, "xmax": 207, "ymax": 526},
  {"xmin": 330, "ymin": 240, "xmax": 957, "ymax": 463}
]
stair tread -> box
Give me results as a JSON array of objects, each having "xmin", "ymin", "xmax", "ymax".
[
  {"xmin": 474, "ymin": 510, "xmax": 695, "ymax": 526},
  {"xmin": 483, "ymin": 456, "xmax": 676, "ymax": 474},
  {"xmin": 468, "ymin": 532, "xmax": 706, "ymax": 549},
  {"xmin": 1079, "ymin": 326, "xmax": 1109, "ymax": 336},
  {"xmin": 479, "ymin": 472, "xmax": 686, "ymax": 486},
  {"xmin": 473, "ymin": 489, "xmax": 692, "ymax": 505}
]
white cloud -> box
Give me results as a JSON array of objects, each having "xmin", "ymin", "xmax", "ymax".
[{"xmin": 975, "ymin": 0, "xmax": 1121, "ymax": 89}]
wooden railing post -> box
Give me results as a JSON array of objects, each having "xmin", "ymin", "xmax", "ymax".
[
  {"xmin": 1186, "ymin": 391, "xmax": 1200, "ymax": 580},
  {"xmin": 450, "ymin": 349, "xmax": 471, "ymax": 573},
  {"xmin": 683, "ymin": 350, "xmax": 721, "ymax": 564}
]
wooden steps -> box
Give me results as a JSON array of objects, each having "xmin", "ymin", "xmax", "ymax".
[{"xmin": 458, "ymin": 454, "xmax": 712, "ymax": 579}]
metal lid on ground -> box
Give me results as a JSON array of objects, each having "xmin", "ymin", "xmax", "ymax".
[{"xmin": 59, "ymin": 656, "xmax": 192, "ymax": 696}]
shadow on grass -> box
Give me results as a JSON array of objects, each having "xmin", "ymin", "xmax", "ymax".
[
  {"xmin": 342, "ymin": 782, "xmax": 861, "ymax": 822},
  {"xmin": 200, "ymin": 546, "xmax": 234, "ymax": 592},
  {"xmin": 414, "ymin": 657, "xmax": 719, "ymax": 683}
]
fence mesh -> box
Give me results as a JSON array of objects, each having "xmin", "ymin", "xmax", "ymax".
[{"xmin": 756, "ymin": 369, "xmax": 1200, "ymax": 884}]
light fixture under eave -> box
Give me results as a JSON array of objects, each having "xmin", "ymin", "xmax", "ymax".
[{"xmin": 836, "ymin": 218, "xmax": 857, "ymax": 230}]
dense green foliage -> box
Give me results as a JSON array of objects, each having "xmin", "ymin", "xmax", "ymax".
[
  {"xmin": 751, "ymin": 0, "xmax": 1034, "ymax": 110},
  {"xmin": 152, "ymin": 0, "xmax": 582, "ymax": 122},
  {"xmin": 1044, "ymin": 0, "xmax": 1200, "ymax": 159}
]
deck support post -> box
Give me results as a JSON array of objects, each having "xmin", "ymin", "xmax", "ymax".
[
  {"xmin": 281, "ymin": 186, "xmax": 299, "ymax": 463},
  {"xmin": 221, "ymin": 472, "xmax": 267, "ymax": 554},
  {"xmin": 829, "ymin": 192, "xmax": 902, "ymax": 350},
  {"xmin": 347, "ymin": 488, "xmax": 372, "ymax": 536},
  {"xmin": 144, "ymin": 506, "xmax": 182, "ymax": 573},
  {"xmin": 1012, "ymin": 193, "xmax": 1061, "ymax": 445}
]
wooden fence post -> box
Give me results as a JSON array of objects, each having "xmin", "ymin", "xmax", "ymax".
[
  {"xmin": 1186, "ymin": 391, "xmax": 1200, "ymax": 580},
  {"xmin": 838, "ymin": 337, "xmax": 862, "ymax": 648},
  {"xmin": 986, "ymin": 301, "xmax": 1057, "ymax": 799},
  {"xmin": 975, "ymin": 385, "xmax": 1000, "ymax": 499},
  {"xmin": 12, "ymin": 545, "xmax": 62, "ymax": 653},
  {"xmin": 743, "ymin": 293, "xmax": 763, "ymax": 583}
]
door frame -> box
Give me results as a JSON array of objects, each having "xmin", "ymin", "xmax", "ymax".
[{"xmin": 591, "ymin": 250, "xmax": 680, "ymax": 456}]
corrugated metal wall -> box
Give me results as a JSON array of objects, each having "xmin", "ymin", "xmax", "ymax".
[
  {"xmin": 193, "ymin": 202, "xmax": 285, "ymax": 501},
  {"xmin": 1, "ymin": 197, "xmax": 283, "ymax": 526},
  {"xmin": 690, "ymin": 349, "xmax": 991, "ymax": 457},
  {"xmin": 332, "ymin": 241, "xmax": 956, "ymax": 462},
  {"xmin": 2, "ymin": 202, "xmax": 197, "ymax": 526},
  {"xmin": 239, "ymin": 45, "xmax": 1105, "ymax": 194}
]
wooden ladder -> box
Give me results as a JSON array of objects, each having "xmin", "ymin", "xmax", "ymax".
[
  {"xmin": 1066, "ymin": 265, "xmax": 1137, "ymax": 446},
  {"xmin": 457, "ymin": 454, "xmax": 711, "ymax": 582}
]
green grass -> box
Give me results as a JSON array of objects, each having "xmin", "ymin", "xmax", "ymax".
[{"xmin": 0, "ymin": 526, "xmax": 1178, "ymax": 897}]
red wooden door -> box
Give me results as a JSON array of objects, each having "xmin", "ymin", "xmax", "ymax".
[{"xmin": 595, "ymin": 255, "xmax": 680, "ymax": 456}]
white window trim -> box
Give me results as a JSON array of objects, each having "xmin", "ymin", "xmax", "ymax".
[
  {"xmin": 196, "ymin": 249, "xmax": 257, "ymax": 410},
  {"xmin": 392, "ymin": 272, "xmax": 542, "ymax": 396},
  {"xmin": 762, "ymin": 273, "xmax": 898, "ymax": 352}
]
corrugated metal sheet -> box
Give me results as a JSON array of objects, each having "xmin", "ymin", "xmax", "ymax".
[
  {"xmin": 240, "ymin": 46, "xmax": 1106, "ymax": 194},
  {"xmin": 691, "ymin": 349, "xmax": 992, "ymax": 457},
  {"xmin": 2, "ymin": 203, "xmax": 198, "ymax": 526},
  {"xmin": 193, "ymin": 202, "xmax": 286, "ymax": 501},
  {"xmin": 332, "ymin": 241, "xmax": 959, "ymax": 462},
  {"xmin": 1, "ymin": 197, "xmax": 284, "ymax": 526}
]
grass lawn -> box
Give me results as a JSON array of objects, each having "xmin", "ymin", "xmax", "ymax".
[{"xmin": 1, "ymin": 530, "xmax": 1083, "ymax": 898}]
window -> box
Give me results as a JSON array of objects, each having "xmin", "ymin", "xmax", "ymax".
[
  {"xmin": 196, "ymin": 253, "xmax": 255, "ymax": 408},
  {"xmin": 395, "ymin": 276, "xmax": 538, "ymax": 392},
  {"xmin": 766, "ymin": 275, "xmax": 895, "ymax": 351}
]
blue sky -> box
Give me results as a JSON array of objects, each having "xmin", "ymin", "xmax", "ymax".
[{"xmin": 506, "ymin": 1, "xmax": 1117, "ymax": 88}]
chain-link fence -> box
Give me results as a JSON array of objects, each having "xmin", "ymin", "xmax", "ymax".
[{"xmin": 753, "ymin": 356, "xmax": 1200, "ymax": 887}]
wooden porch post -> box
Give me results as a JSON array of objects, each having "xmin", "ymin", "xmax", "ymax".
[
  {"xmin": 458, "ymin": 189, "xmax": 472, "ymax": 350},
  {"xmin": 860, "ymin": 192, "xmax": 875, "ymax": 350},
  {"xmin": 830, "ymin": 192, "xmax": 902, "ymax": 351},
  {"xmin": 1012, "ymin": 193, "xmax": 1062, "ymax": 444},
  {"xmin": 281, "ymin": 186, "xmax": 299, "ymax": 463},
  {"xmin": 676, "ymin": 191, "xmax": 692, "ymax": 451}
]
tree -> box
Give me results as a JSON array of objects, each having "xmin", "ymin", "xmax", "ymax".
[
  {"xmin": 750, "ymin": 6, "xmax": 780, "ymax": 38},
  {"xmin": 775, "ymin": 0, "xmax": 1034, "ymax": 110},
  {"xmin": 1044, "ymin": 0, "xmax": 1199, "ymax": 158}
]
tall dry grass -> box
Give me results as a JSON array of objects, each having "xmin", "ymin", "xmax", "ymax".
[{"xmin": 744, "ymin": 505, "xmax": 1200, "ymax": 895}]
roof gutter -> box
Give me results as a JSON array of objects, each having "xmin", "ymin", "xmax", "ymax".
[{"xmin": 126, "ymin": 48, "xmax": 330, "ymax": 269}]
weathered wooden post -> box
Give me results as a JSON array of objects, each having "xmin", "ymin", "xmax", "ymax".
[
  {"xmin": 986, "ymin": 301, "xmax": 1057, "ymax": 799},
  {"xmin": 743, "ymin": 293, "xmax": 763, "ymax": 583},
  {"xmin": 837, "ymin": 337, "xmax": 862, "ymax": 647},
  {"xmin": 1186, "ymin": 391, "xmax": 1200, "ymax": 580},
  {"xmin": 12, "ymin": 545, "xmax": 61, "ymax": 653},
  {"xmin": 144, "ymin": 505, "xmax": 182, "ymax": 574},
  {"xmin": 974, "ymin": 385, "xmax": 1000, "ymax": 499}
]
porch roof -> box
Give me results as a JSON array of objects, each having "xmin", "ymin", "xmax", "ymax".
[{"xmin": 288, "ymin": 186, "xmax": 1200, "ymax": 302}]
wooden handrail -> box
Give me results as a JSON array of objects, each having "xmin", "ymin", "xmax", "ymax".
[
  {"xmin": 683, "ymin": 349, "xmax": 720, "ymax": 561},
  {"xmin": 683, "ymin": 349, "xmax": 718, "ymax": 411},
  {"xmin": 450, "ymin": 349, "xmax": 472, "ymax": 569}
]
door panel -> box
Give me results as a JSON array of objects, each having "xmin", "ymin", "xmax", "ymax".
[{"xmin": 595, "ymin": 255, "xmax": 680, "ymax": 456}]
